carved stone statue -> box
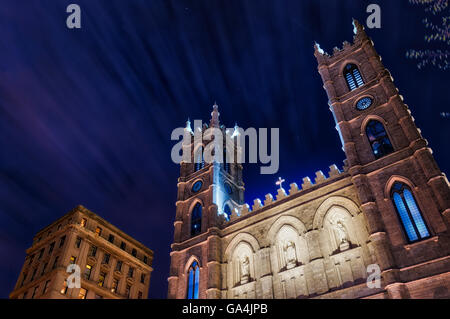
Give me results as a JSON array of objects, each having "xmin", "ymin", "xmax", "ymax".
[
  {"xmin": 333, "ymin": 220, "xmax": 349, "ymax": 251},
  {"xmin": 284, "ymin": 241, "xmax": 297, "ymax": 269},
  {"xmin": 240, "ymin": 256, "xmax": 250, "ymax": 284}
]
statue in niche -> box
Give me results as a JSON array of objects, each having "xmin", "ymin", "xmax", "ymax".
[
  {"xmin": 332, "ymin": 219, "xmax": 350, "ymax": 251},
  {"xmin": 283, "ymin": 241, "xmax": 297, "ymax": 269},
  {"xmin": 240, "ymin": 256, "xmax": 250, "ymax": 284}
]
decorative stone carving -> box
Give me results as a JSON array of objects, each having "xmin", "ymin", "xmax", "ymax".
[
  {"xmin": 240, "ymin": 256, "xmax": 250, "ymax": 284},
  {"xmin": 332, "ymin": 220, "xmax": 350, "ymax": 251},
  {"xmin": 284, "ymin": 241, "xmax": 297, "ymax": 269}
]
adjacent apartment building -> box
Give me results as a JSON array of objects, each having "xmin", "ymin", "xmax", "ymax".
[{"xmin": 10, "ymin": 205, "xmax": 154, "ymax": 299}]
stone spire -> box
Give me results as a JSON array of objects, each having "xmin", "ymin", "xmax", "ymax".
[
  {"xmin": 210, "ymin": 102, "xmax": 220, "ymax": 128},
  {"xmin": 352, "ymin": 19, "xmax": 368, "ymax": 42}
]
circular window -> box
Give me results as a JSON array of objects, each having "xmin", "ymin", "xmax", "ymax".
[
  {"xmin": 192, "ymin": 180, "xmax": 203, "ymax": 193},
  {"xmin": 224, "ymin": 183, "xmax": 232, "ymax": 195},
  {"xmin": 356, "ymin": 97, "xmax": 373, "ymax": 111}
]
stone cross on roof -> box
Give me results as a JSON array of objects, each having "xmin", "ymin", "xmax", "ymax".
[{"xmin": 275, "ymin": 177, "xmax": 285, "ymax": 190}]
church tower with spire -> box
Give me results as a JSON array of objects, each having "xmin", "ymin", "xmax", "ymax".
[
  {"xmin": 168, "ymin": 103, "xmax": 244, "ymax": 299},
  {"xmin": 314, "ymin": 19, "xmax": 450, "ymax": 298},
  {"xmin": 168, "ymin": 21, "xmax": 450, "ymax": 299}
]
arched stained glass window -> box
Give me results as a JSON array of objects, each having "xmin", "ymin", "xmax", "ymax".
[
  {"xmin": 391, "ymin": 182, "xmax": 430, "ymax": 242},
  {"xmin": 187, "ymin": 261, "xmax": 200, "ymax": 299},
  {"xmin": 194, "ymin": 148, "xmax": 205, "ymax": 172},
  {"xmin": 366, "ymin": 120, "xmax": 394, "ymax": 159},
  {"xmin": 191, "ymin": 203, "xmax": 202, "ymax": 237},
  {"xmin": 344, "ymin": 64, "xmax": 364, "ymax": 91}
]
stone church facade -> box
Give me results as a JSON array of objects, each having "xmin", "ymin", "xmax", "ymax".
[{"xmin": 168, "ymin": 20, "xmax": 450, "ymax": 299}]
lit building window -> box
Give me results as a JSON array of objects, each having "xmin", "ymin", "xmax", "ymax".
[
  {"xmin": 78, "ymin": 288, "xmax": 87, "ymax": 299},
  {"xmin": 344, "ymin": 63, "xmax": 364, "ymax": 91},
  {"xmin": 84, "ymin": 264, "xmax": 93, "ymax": 280},
  {"xmin": 98, "ymin": 272, "xmax": 106, "ymax": 287},
  {"xmin": 391, "ymin": 182, "xmax": 430, "ymax": 242},
  {"xmin": 191, "ymin": 203, "xmax": 202, "ymax": 237},
  {"xmin": 187, "ymin": 261, "xmax": 200, "ymax": 299},
  {"xmin": 80, "ymin": 218, "xmax": 87, "ymax": 227},
  {"xmin": 61, "ymin": 280, "xmax": 68, "ymax": 295},
  {"xmin": 95, "ymin": 227, "xmax": 102, "ymax": 236},
  {"xmin": 111, "ymin": 278, "xmax": 119, "ymax": 293},
  {"xmin": 69, "ymin": 256, "xmax": 76, "ymax": 264},
  {"xmin": 366, "ymin": 120, "xmax": 394, "ymax": 159}
]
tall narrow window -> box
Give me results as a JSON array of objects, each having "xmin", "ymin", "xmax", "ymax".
[
  {"xmin": 111, "ymin": 279, "xmax": 119, "ymax": 293},
  {"xmin": 194, "ymin": 148, "xmax": 205, "ymax": 172},
  {"xmin": 102, "ymin": 253, "xmax": 110, "ymax": 265},
  {"xmin": 49, "ymin": 242, "xmax": 55, "ymax": 254},
  {"xmin": 115, "ymin": 260, "xmax": 123, "ymax": 272},
  {"xmin": 43, "ymin": 280, "xmax": 51, "ymax": 294},
  {"xmin": 344, "ymin": 64, "xmax": 364, "ymax": 91},
  {"xmin": 31, "ymin": 286, "xmax": 39, "ymax": 299},
  {"xmin": 223, "ymin": 204, "xmax": 232, "ymax": 221},
  {"xmin": 61, "ymin": 280, "xmax": 68, "ymax": 295},
  {"xmin": 366, "ymin": 120, "xmax": 394, "ymax": 159},
  {"xmin": 98, "ymin": 272, "xmax": 106, "ymax": 287},
  {"xmin": 59, "ymin": 235, "xmax": 66, "ymax": 248},
  {"xmin": 84, "ymin": 264, "xmax": 93, "ymax": 280},
  {"xmin": 391, "ymin": 182, "xmax": 430, "ymax": 242},
  {"xmin": 223, "ymin": 148, "xmax": 231, "ymax": 174},
  {"xmin": 191, "ymin": 203, "xmax": 202, "ymax": 237},
  {"xmin": 187, "ymin": 261, "xmax": 200, "ymax": 299},
  {"xmin": 52, "ymin": 256, "xmax": 59, "ymax": 269},
  {"xmin": 75, "ymin": 237, "xmax": 82, "ymax": 249},
  {"xmin": 78, "ymin": 288, "xmax": 87, "ymax": 299}
]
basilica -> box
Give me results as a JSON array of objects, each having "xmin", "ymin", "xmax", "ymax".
[{"xmin": 168, "ymin": 20, "xmax": 450, "ymax": 299}]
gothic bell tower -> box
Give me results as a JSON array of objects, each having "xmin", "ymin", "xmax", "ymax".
[
  {"xmin": 315, "ymin": 20, "xmax": 450, "ymax": 298},
  {"xmin": 168, "ymin": 103, "xmax": 245, "ymax": 299}
]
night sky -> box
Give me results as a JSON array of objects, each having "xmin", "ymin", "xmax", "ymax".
[{"xmin": 0, "ymin": 0, "xmax": 448, "ymax": 299}]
